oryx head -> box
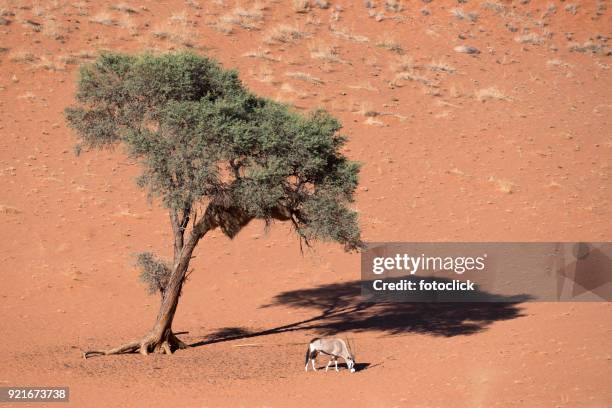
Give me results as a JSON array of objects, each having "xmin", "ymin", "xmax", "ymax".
[
  {"xmin": 346, "ymin": 338, "xmax": 356, "ymax": 373},
  {"xmin": 346, "ymin": 355, "xmax": 356, "ymax": 373}
]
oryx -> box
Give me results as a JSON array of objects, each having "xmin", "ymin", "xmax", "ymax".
[{"xmin": 304, "ymin": 337, "xmax": 356, "ymax": 373}]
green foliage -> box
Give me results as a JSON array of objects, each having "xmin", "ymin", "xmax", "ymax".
[
  {"xmin": 136, "ymin": 252, "xmax": 172, "ymax": 294},
  {"xmin": 65, "ymin": 51, "xmax": 362, "ymax": 250}
]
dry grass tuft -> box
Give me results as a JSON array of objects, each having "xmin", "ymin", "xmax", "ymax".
[
  {"xmin": 393, "ymin": 71, "xmax": 435, "ymax": 87},
  {"xmin": 376, "ymin": 34, "xmax": 404, "ymax": 54},
  {"xmin": 215, "ymin": 3, "xmax": 265, "ymax": 33},
  {"xmin": 42, "ymin": 19, "xmax": 65, "ymax": 40},
  {"xmin": 542, "ymin": 3, "xmax": 557, "ymax": 18},
  {"xmin": 34, "ymin": 55, "xmax": 66, "ymax": 71},
  {"xmin": 118, "ymin": 15, "xmax": 138, "ymax": 36},
  {"xmin": 0, "ymin": 8, "xmax": 14, "ymax": 25},
  {"xmin": 569, "ymin": 41, "xmax": 608, "ymax": 55},
  {"xmin": 515, "ymin": 32, "xmax": 544, "ymax": 45},
  {"xmin": 309, "ymin": 43, "xmax": 343, "ymax": 63},
  {"xmin": 331, "ymin": 27, "xmax": 369, "ymax": 43},
  {"xmin": 357, "ymin": 102, "xmax": 380, "ymax": 117},
  {"xmin": 285, "ymin": 71, "xmax": 324, "ymax": 85},
  {"xmin": 364, "ymin": 117, "xmax": 385, "ymax": 126},
  {"xmin": 451, "ymin": 8, "xmax": 478, "ymax": 22},
  {"xmin": 152, "ymin": 13, "xmax": 198, "ymax": 47},
  {"xmin": 265, "ymin": 24, "xmax": 308, "ymax": 44},
  {"xmin": 293, "ymin": 0, "xmax": 310, "ymax": 13},
  {"xmin": 385, "ymin": 0, "xmax": 403, "ymax": 12},
  {"xmin": 475, "ymin": 87, "xmax": 510, "ymax": 102},
  {"xmin": 390, "ymin": 57, "xmax": 437, "ymax": 88},
  {"xmin": 391, "ymin": 55, "xmax": 415, "ymax": 73},
  {"xmin": 428, "ymin": 60, "xmax": 456, "ymax": 73},
  {"xmin": 243, "ymin": 48, "xmax": 280, "ymax": 62},
  {"xmin": 547, "ymin": 59, "xmax": 571, "ymax": 68},
  {"xmin": 59, "ymin": 50, "xmax": 96, "ymax": 65},
  {"xmin": 110, "ymin": 3, "xmax": 137, "ymax": 14},
  {"xmin": 9, "ymin": 51, "xmax": 39, "ymax": 64},
  {"xmin": 489, "ymin": 176, "xmax": 515, "ymax": 194},
  {"xmin": 564, "ymin": 3, "xmax": 579, "ymax": 15},
  {"xmin": 481, "ymin": 1, "xmax": 505, "ymax": 14},
  {"xmin": 90, "ymin": 12, "xmax": 116, "ymax": 26}
]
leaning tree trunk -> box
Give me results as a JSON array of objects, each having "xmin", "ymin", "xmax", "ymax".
[
  {"xmin": 137, "ymin": 236, "xmax": 196, "ymax": 355},
  {"xmin": 83, "ymin": 225, "xmax": 202, "ymax": 358}
]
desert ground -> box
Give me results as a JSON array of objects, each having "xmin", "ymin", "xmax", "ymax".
[{"xmin": 0, "ymin": 0, "xmax": 611, "ymax": 407}]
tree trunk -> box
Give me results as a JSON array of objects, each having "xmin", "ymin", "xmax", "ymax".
[
  {"xmin": 138, "ymin": 233, "xmax": 199, "ymax": 355},
  {"xmin": 83, "ymin": 227, "xmax": 202, "ymax": 358}
]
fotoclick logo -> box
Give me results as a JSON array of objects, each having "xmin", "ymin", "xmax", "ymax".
[{"xmin": 361, "ymin": 243, "xmax": 612, "ymax": 303}]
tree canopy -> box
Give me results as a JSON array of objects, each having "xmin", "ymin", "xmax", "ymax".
[{"xmin": 65, "ymin": 51, "xmax": 362, "ymax": 250}]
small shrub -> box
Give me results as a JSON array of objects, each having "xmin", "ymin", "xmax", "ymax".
[{"xmin": 136, "ymin": 252, "xmax": 172, "ymax": 295}]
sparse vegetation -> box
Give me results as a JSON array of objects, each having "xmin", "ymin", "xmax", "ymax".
[
  {"xmin": 42, "ymin": 19, "xmax": 64, "ymax": 41},
  {"xmin": 565, "ymin": 3, "xmax": 579, "ymax": 15},
  {"xmin": 489, "ymin": 176, "xmax": 515, "ymax": 194},
  {"xmin": 243, "ymin": 48, "xmax": 280, "ymax": 62},
  {"xmin": 542, "ymin": 3, "xmax": 557, "ymax": 18},
  {"xmin": 451, "ymin": 8, "xmax": 478, "ymax": 22},
  {"xmin": 265, "ymin": 24, "xmax": 307, "ymax": 44},
  {"xmin": 110, "ymin": 3, "xmax": 137, "ymax": 14},
  {"xmin": 482, "ymin": 1, "xmax": 505, "ymax": 14},
  {"xmin": 475, "ymin": 87, "xmax": 510, "ymax": 102},
  {"xmin": 393, "ymin": 71, "xmax": 435, "ymax": 87},
  {"xmin": 59, "ymin": 50, "xmax": 97, "ymax": 65},
  {"xmin": 309, "ymin": 43, "xmax": 343, "ymax": 63},
  {"xmin": 153, "ymin": 13, "xmax": 198, "ymax": 47},
  {"xmin": 286, "ymin": 71, "xmax": 324, "ymax": 85},
  {"xmin": 9, "ymin": 51, "xmax": 38, "ymax": 64},
  {"xmin": 0, "ymin": 8, "xmax": 14, "ymax": 26},
  {"xmin": 90, "ymin": 12, "xmax": 116, "ymax": 26},
  {"xmin": 376, "ymin": 34, "xmax": 404, "ymax": 54},
  {"xmin": 569, "ymin": 41, "xmax": 608, "ymax": 55},
  {"xmin": 428, "ymin": 61, "xmax": 456, "ymax": 73},
  {"xmin": 314, "ymin": 0, "xmax": 330, "ymax": 9},
  {"xmin": 331, "ymin": 27, "xmax": 369, "ymax": 43},
  {"xmin": 293, "ymin": 0, "xmax": 310, "ymax": 13},
  {"xmin": 392, "ymin": 55, "xmax": 414, "ymax": 73},
  {"xmin": 35, "ymin": 55, "xmax": 66, "ymax": 71},
  {"xmin": 215, "ymin": 4, "xmax": 265, "ymax": 33},
  {"xmin": 547, "ymin": 59, "xmax": 570, "ymax": 68},
  {"xmin": 515, "ymin": 32, "xmax": 544, "ymax": 45},
  {"xmin": 137, "ymin": 252, "xmax": 172, "ymax": 295},
  {"xmin": 385, "ymin": 0, "xmax": 403, "ymax": 12}
]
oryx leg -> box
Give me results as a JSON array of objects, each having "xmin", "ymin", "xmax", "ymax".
[
  {"xmin": 334, "ymin": 358, "xmax": 339, "ymax": 372},
  {"xmin": 311, "ymin": 356, "xmax": 317, "ymax": 371},
  {"xmin": 325, "ymin": 357, "xmax": 334, "ymax": 372}
]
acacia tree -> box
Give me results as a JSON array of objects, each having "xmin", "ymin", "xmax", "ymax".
[{"xmin": 65, "ymin": 52, "xmax": 362, "ymax": 357}]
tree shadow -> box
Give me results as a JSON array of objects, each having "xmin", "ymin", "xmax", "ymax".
[{"xmin": 190, "ymin": 277, "xmax": 530, "ymax": 348}]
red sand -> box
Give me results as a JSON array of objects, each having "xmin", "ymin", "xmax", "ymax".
[{"xmin": 1, "ymin": 1, "xmax": 610, "ymax": 406}]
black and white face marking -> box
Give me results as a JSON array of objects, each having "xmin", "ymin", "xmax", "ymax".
[{"xmin": 347, "ymin": 357, "xmax": 356, "ymax": 373}]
